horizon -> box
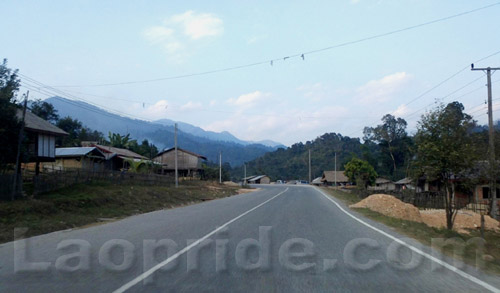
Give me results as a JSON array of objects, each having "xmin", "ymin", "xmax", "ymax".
[{"xmin": 2, "ymin": 1, "xmax": 500, "ymax": 146}]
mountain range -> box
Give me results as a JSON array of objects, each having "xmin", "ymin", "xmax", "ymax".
[{"xmin": 44, "ymin": 97, "xmax": 284, "ymax": 166}]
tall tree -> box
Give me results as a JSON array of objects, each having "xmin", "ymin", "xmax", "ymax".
[
  {"xmin": 56, "ymin": 117, "xmax": 83, "ymax": 146},
  {"xmin": 30, "ymin": 99, "xmax": 59, "ymax": 123},
  {"xmin": 0, "ymin": 59, "xmax": 22, "ymax": 171},
  {"xmin": 364, "ymin": 114, "xmax": 411, "ymax": 179},
  {"xmin": 414, "ymin": 101, "xmax": 477, "ymax": 230},
  {"xmin": 344, "ymin": 158, "xmax": 377, "ymax": 189}
]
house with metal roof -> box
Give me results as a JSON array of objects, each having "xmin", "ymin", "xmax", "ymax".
[
  {"xmin": 246, "ymin": 175, "xmax": 271, "ymax": 184},
  {"xmin": 43, "ymin": 147, "xmax": 107, "ymax": 172},
  {"xmin": 153, "ymin": 147, "xmax": 207, "ymax": 177}
]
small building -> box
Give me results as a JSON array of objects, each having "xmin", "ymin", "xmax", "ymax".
[
  {"xmin": 18, "ymin": 110, "xmax": 67, "ymax": 174},
  {"xmin": 394, "ymin": 177, "xmax": 414, "ymax": 191},
  {"xmin": 92, "ymin": 144, "xmax": 149, "ymax": 171},
  {"xmin": 321, "ymin": 171, "xmax": 349, "ymax": 186},
  {"xmin": 153, "ymin": 147, "xmax": 207, "ymax": 177},
  {"xmin": 246, "ymin": 175, "xmax": 271, "ymax": 184},
  {"xmin": 44, "ymin": 147, "xmax": 107, "ymax": 172},
  {"xmin": 369, "ymin": 178, "xmax": 396, "ymax": 191},
  {"xmin": 311, "ymin": 177, "xmax": 323, "ymax": 185}
]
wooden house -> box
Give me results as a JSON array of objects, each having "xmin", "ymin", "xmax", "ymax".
[
  {"xmin": 153, "ymin": 147, "xmax": 207, "ymax": 177},
  {"xmin": 321, "ymin": 171, "xmax": 349, "ymax": 186},
  {"xmin": 18, "ymin": 110, "xmax": 67, "ymax": 174}
]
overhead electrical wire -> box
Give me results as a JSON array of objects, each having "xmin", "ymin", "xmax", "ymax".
[{"xmin": 45, "ymin": 2, "xmax": 500, "ymax": 88}]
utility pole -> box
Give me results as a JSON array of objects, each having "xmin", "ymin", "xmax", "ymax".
[
  {"xmin": 12, "ymin": 91, "xmax": 29, "ymax": 200},
  {"xmin": 174, "ymin": 123, "xmax": 178, "ymax": 188},
  {"xmin": 334, "ymin": 152, "xmax": 337, "ymax": 189},
  {"xmin": 244, "ymin": 163, "xmax": 247, "ymax": 184},
  {"xmin": 308, "ymin": 149, "xmax": 311, "ymax": 184},
  {"xmin": 219, "ymin": 151, "xmax": 222, "ymax": 184},
  {"xmin": 472, "ymin": 64, "xmax": 500, "ymax": 219}
]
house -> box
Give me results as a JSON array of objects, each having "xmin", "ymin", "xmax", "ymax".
[
  {"xmin": 43, "ymin": 147, "xmax": 107, "ymax": 172},
  {"xmin": 92, "ymin": 144, "xmax": 149, "ymax": 171},
  {"xmin": 369, "ymin": 178, "xmax": 396, "ymax": 191},
  {"xmin": 246, "ymin": 175, "xmax": 271, "ymax": 184},
  {"xmin": 394, "ymin": 177, "xmax": 415, "ymax": 191},
  {"xmin": 153, "ymin": 147, "xmax": 207, "ymax": 177},
  {"xmin": 18, "ymin": 110, "xmax": 67, "ymax": 174},
  {"xmin": 311, "ymin": 177, "xmax": 323, "ymax": 185},
  {"xmin": 321, "ymin": 171, "xmax": 349, "ymax": 186}
]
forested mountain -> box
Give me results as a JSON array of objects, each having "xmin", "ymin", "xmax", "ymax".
[
  {"xmin": 233, "ymin": 133, "xmax": 366, "ymax": 181},
  {"xmin": 42, "ymin": 96, "xmax": 279, "ymax": 166}
]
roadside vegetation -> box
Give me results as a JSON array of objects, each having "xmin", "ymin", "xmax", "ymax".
[
  {"xmin": 322, "ymin": 187, "xmax": 500, "ymax": 275},
  {"xmin": 0, "ymin": 181, "xmax": 241, "ymax": 243}
]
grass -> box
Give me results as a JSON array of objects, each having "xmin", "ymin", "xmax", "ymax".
[
  {"xmin": 321, "ymin": 187, "xmax": 500, "ymax": 275},
  {"xmin": 0, "ymin": 181, "xmax": 241, "ymax": 244}
]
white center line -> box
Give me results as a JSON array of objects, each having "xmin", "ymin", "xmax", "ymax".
[
  {"xmin": 315, "ymin": 186, "xmax": 500, "ymax": 293},
  {"xmin": 112, "ymin": 187, "xmax": 289, "ymax": 293}
]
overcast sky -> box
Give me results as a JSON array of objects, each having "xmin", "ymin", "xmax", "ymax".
[{"xmin": 2, "ymin": 0, "xmax": 500, "ymax": 146}]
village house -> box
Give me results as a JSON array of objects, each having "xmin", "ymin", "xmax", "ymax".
[
  {"xmin": 321, "ymin": 171, "xmax": 349, "ymax": 186},
  {"xmin": 88, "ymin": 144, "xmax": 149, "ymax": 171},
  {"xmin": 244, "ymin": 175, "xmax": 271, "ymax": 184},
  {"xmin": 43, "ymin": 147, "xmax": 107, "ymax": 172},
  {"xmin": 18, "ymin": 110, "xmax": 67, "ymax": 174},
  {"xmin": 369, "ymin": 178, "xmax": 396, "ymax": 191},
  {"xmin": 153, "ymin": 147, "xmax": 207, "ymax": 177}
]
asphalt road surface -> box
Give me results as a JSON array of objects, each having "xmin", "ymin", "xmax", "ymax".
[{"xmin": 1, "ymin": 185, "xmax": 499, "ymax": 292}]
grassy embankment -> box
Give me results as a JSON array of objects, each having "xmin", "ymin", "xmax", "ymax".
[
  {"xmin": 0, "ymin": 181, "xmax": 241, "ymax": 243},
  {"xmin": 321, "ymin": 187, "xmax": 500, "ymax": 275}
]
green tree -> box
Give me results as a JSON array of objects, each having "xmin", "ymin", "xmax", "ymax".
[
  {"xmin": 108, "ymin": 132, "xmax": 136, "ymax": 149},
  {"xmin": 30, "ymin": 99, "xmax": 59, "ymax": 123},
  {"xmin": 0, "ymin": 59, "xmax": 22, "ymax": 171},
  {"xmin": 414, "ymin": 101, "xmax": 477, "ymax": 230},
  {"xmin": 363, "ymin": 114, "xmax": 411, "ymax": 179},
  {"xmin": 344, "ymin": 158, "xmax": 377, "ymax": 189},
  {"xmin": 56, "ymin": 117, "xmax": 83, "ymax": 146}
]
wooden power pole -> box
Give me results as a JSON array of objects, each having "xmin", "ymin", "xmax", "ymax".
[
  {"xmin": 174, "ymin": 123, "xmax": 178, "ymax": 188},
  {"xmin": 472, "ymin": 64, "xmax": 500, "ymax": 219},
  {"xmin": 12, "ymin": 92, "xmax": 29, "ymax": 200}
]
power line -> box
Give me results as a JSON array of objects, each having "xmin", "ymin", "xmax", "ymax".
[{"xmin": 46, "ymin": 2, "xmax": 500, "ymax": 88}]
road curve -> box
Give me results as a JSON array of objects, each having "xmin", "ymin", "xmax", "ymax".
[{"xmin": 0, "ymin": 185, "xmax": 499, "ymax": 292}]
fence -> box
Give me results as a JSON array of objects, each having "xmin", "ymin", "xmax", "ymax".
[
  {"xmin": 351, "ymin": 188, "xmax": 491, "ymax": 214},
  {"xmin": 1, "ymin": 169, "xmax": 176, "ymax": 199}
]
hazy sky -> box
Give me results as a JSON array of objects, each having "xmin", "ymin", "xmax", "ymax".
[{"xmin": 2, "ymin": 0, "xmax": 500, "ymax": 145}]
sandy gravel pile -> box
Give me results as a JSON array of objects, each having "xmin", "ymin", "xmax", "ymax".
[
  {"xmin": 349, "ymin": 193, "xmax": 500, "ymax": 234},
  {"xmin": 223, "ymin": 181, "xmax": 240, "ymax": 187},
  {"xmin": 350, "ymin": 194, "xmax": 423, "ymax": 223},
  {"xmin": 420, "ymin": 210, "xmax": 500, "ymax": 233}
]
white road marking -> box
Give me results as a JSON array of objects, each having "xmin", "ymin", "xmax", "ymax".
[
  {"xmin": 315, "ymin": 187, "xmax": 500, "ymax": 293},
  {"xmin": 113, "ymin": 187, "xmax": 289, "ymax": 293}
]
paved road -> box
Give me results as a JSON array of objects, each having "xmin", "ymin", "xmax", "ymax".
[{"xmin": 0, "ymin": 185, "xmax": 499, "ymax": 292}]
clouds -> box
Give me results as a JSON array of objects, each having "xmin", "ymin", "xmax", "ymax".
[
  {"xmin": 356, "ymin": 72, "xmax": 411, "ymax": 104},
  {"xmin": 144, "ymin": 11, "xmax": 223, "ymax": 59},
  {"xmin": 226, "ymin": 91, "xmax": 269, "ymax": 107}
]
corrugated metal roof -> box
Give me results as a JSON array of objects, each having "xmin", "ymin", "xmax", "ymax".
[
  {"xmin": 248, "ymin": 175, "xmax": 268, "ymax": 182},
  {"xmin": 17, "ymin": 110, "xmax": 68, "ymax": 136},
  {"xmin": 94, "ymin": 145, "xmax": 147, "ymax": 159},
  {"xmin": 395, "ymin": 177, "xmax": 413, "ymax": 184},
  {"xmin": 55, "ymin": 147, "xmax": 106, "ymax": 158}
]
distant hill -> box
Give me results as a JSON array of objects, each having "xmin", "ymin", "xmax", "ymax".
[
  {"xmin": 45, "ymin": 96, "xmax": 280, "ymax": 166},
  {"xmin": 232, "ymin": 132, "xmax": 365, "ymax": 181}
]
